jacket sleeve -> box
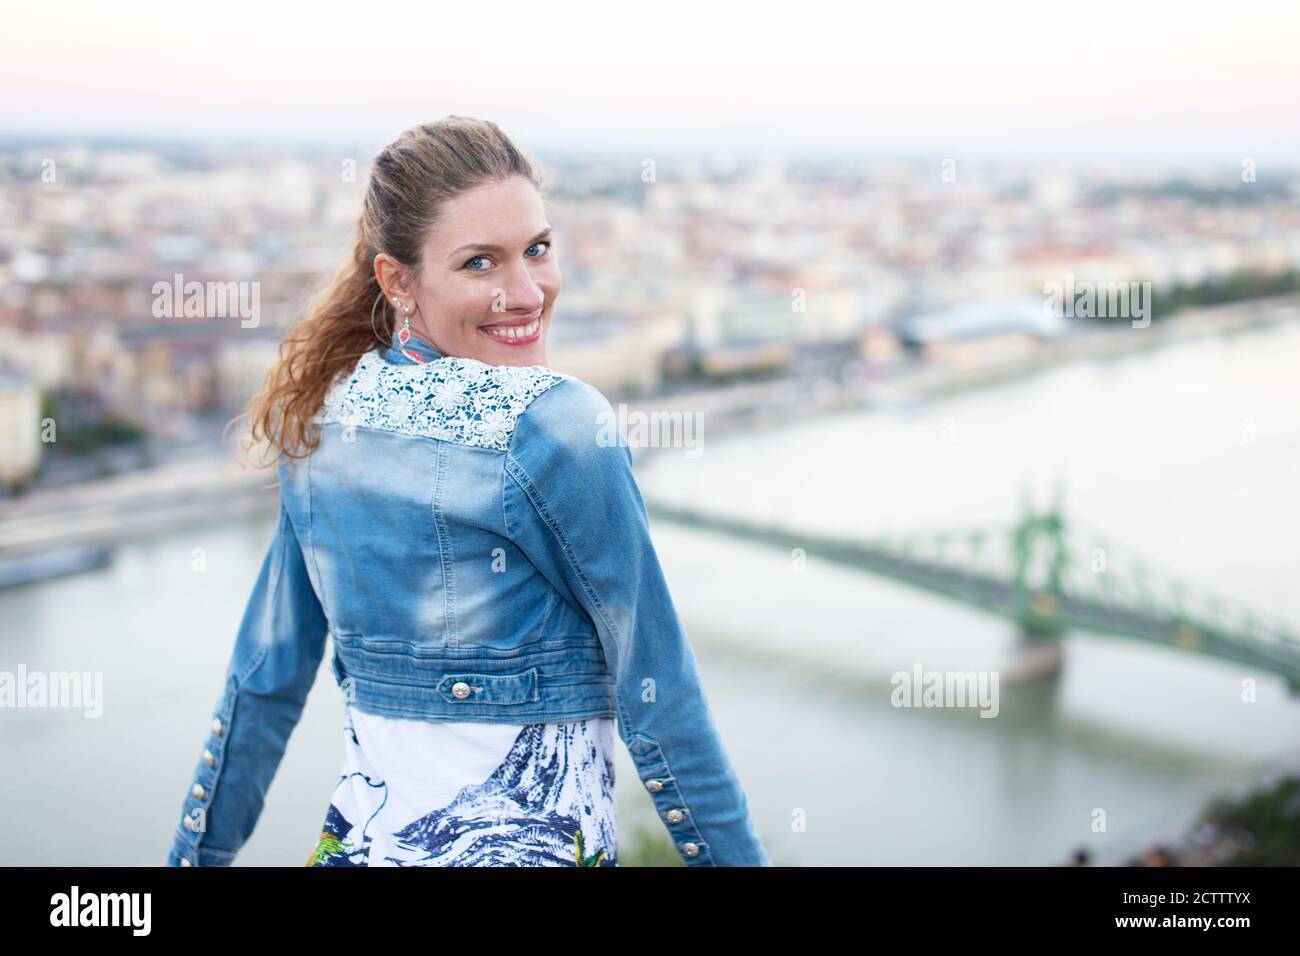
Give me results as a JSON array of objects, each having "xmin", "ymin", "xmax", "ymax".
[
  {"xmin": 165, "ymin": 488, "xmax": 329, "ymax": 866},
  {"xmin": 504, "ymin": 377, "xmax": 771, "ymax": 866}
]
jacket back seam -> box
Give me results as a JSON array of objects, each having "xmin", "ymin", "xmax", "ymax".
[{"xmin": 430, "ymin": 441, "xmax": 459, "ymax": 648}]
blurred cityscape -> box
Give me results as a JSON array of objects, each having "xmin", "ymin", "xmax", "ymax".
[{"xmin": 2, "ymin": 139, "xmax": 1298, "ymax": 496}]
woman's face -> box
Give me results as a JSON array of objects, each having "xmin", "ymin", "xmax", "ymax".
[{"xmin": 386, "ymin": 175, "xmax": 560, "ymax": 367}]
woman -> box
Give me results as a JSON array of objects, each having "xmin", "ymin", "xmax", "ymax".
[{"xmin": 165, "ymin": 116, "xmax": 770, "ymax": 867}]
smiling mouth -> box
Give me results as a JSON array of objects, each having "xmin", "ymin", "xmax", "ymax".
[{"xmin": 480, "ymin": 313, "xmax": 542, "ymax": 344}]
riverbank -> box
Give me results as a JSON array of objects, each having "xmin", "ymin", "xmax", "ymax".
[
  {"xmin": 887, "ymin": 292, "xmax": 1300, "ymax": 403},
  {"xmin": 624, "ymin": 293, "xmax": 1300, "ymax": 460},
  {"xmin": 1086, "ymin": 751, "xmax": 1300, "ymax": 866},
  {"xmin": 0, "ymin": 456, "xmax": 276, "ymax": 563},
  {"xmin": 3, "ymin": 293, "xmax": 1297, "ymax": 568}
]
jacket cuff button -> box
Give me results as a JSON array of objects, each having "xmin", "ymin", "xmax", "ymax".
[{"xmin": 451, "ymin": 681, "xmax": 471, "ymax": 699}]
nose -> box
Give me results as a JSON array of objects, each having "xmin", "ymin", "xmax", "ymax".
[{"xmin": 492, "ymin": 266, "xmax": 545, "ymax": 315}]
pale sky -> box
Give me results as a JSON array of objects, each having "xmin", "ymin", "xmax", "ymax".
[{"xmin": 4, "ymin": 0, "xmax": 1299, "ymax": 162}]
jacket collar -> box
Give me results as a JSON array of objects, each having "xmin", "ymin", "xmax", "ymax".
[{"xmin": 383, "ymin": 325, "xmax": 444, "ymax": 365}]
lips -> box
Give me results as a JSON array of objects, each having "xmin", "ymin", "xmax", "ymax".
[
  {"xmin": 480, "ymin": 310, "xmax": 543, "ymax": 344},
  {"xmin": 482, "ymin": 310, "xmax": 542, "ymax": 328}
]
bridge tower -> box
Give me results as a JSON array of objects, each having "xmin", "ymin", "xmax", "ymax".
[{"xmin": 1008, "ymin": 478, "xmax": 1069, "ymax": 683}]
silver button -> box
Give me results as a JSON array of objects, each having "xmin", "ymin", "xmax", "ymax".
[
  {"xmin": 211, "ymin": 718, "xmax": 223, "ymax": 735},
  {"xmin": 179, "ymin": 858, "xmax": 192, "ymax": 867},
  {"xmin": 451, "ymin": 681, "xmax": 472, "ymax": 699},
  {"xmin": 645, "ymin": 779, "xmax": 664, "ymax": 793},
  {"xmin": 665, "ymin": 808, "xmax": 685, "ymax": 824},
  {"xmin": 681, "ymin": 842, "xmax": 700, "ymax": 857},
  {"xmin": 183, "ymin": 815, "xmax": 197, "ymax": 832},
  {"xmin": 191, "ymin": 783, "xmax": 205, "ymax": 799},
  {"xmin": 202, "ymin": 749, "xmax": 215, "ymax": 766}
]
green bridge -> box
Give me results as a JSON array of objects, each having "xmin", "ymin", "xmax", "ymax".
[{"xmin": 644, "ymin": 486, "xmax": 1300, "ymax": 695}]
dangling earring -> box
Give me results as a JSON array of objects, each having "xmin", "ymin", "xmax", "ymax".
[
  {"xmin": 393, "ymin": 299, "xmax": 413, "ymax": 346},
  {"xmin": 393, "ymin": 299, "xmax": 431, "ymax": 364}
]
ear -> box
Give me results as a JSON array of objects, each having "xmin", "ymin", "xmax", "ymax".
[{"xmin": 373, "ymin": 253, "xmax": 413, "ymax": 303}]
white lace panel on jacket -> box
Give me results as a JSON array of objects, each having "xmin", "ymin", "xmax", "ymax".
[{"xmin": 314, "ymin": 349, "xmax": 568, "ymax": 451}]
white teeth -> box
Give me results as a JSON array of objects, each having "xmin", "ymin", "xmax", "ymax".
[{"xmin": 484, "ymin": 317, "xmax": 539, "ymax": 340}]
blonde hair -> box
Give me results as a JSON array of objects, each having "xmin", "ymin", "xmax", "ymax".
[{"xmin": 227, "ymin": 116, "xmax": 544, "ymax": 468}]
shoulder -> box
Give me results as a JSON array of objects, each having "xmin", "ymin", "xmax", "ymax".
[
  {"xmin": 509, "ymin": 373, "xmax": 624, "ymax": 464},
  {"xmin": 507, "ymin": 375, "xmax": 642, "ymax": 519},
  {"xmin": 315, "ymin": 348, "xmax": 572, "ymax": 452}
]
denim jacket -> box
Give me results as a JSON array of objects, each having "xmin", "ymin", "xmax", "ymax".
[{"xmin": 165, "ymin": 328, "xmax": 770, "ymax": 867}]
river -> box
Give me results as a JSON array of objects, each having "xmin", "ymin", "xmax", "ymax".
[{"xmin": 2, "ymin": 318, "xmax": 1298, "ymax": 865}]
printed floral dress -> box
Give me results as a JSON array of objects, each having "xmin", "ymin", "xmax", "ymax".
[{"xmin": 307, "ymin": 704, "xmax": 618, "ymax": 867}]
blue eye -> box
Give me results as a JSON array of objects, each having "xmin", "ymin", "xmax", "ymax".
[{"xmin": 463, "ymin": 241, "xmax": 550, "ymax": 273}]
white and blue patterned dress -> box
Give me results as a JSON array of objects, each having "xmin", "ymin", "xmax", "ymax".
[{"xmin": 307, "ymin": 705, "xmax": 618, "ymax": 867}]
